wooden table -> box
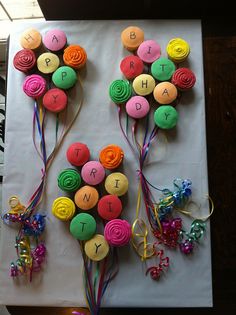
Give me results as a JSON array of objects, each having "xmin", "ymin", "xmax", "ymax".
[{"xmin": 6, "ymin": 20, "xmax": 236, "ymax": 315}]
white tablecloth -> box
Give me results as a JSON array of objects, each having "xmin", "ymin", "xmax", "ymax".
[{"xmin": 0, "ymin": 20, "xmax": 212, "ymax": 307}]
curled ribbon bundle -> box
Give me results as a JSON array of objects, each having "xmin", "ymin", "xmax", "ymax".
[
  {"xmin": 153, "ymin": 218, "xmax": 182, "ymax": 248},
  {"xmin": 179, "ymin": 219, "xmax": 206, "ymax": 254},
  {"xmin": 158, "ymin": 179, "xmax": 192, "ymax": 221},
  {"xmin": 2, "ymin": 196, "xmax": 46, "ymax": 280},
  {"xmin": 11, "ymin": 237, "xmax": 46, "ymax": 279},
  {"xmin": 146, "ymin": 243, "xmax": 169, "ymax": 280}
]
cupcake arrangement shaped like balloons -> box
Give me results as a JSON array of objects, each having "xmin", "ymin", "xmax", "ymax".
[
  {"xmin": 108, "ymin": 26, "xmax": 212, "ymax": 282},
  {"xmin": 52, "ymin": 142, "xmax": 131, "ymax": 314},
  {"xmin": 3, "ymin": 27, "xmax": 88, "ymax": 280}
]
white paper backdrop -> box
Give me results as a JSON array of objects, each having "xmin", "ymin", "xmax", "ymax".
[{"xmin": 0, "ymin": 20, "xmax": 212, "ymax": 307}]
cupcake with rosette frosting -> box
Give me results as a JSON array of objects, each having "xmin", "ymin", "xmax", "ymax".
[
  {"xmin": 109, "ymin": 79, "xmax": 132, "ymax": 104},
  {"xmin": 23, "ymin": 74, "xmax": 46, "ymax": 98},
  {"xmin": 13, "ymin": 49, "xmax": 36, "ymax": 73},
  {"xmin": 171, "ymin": 68, "xmax": 196, "ymax": 91},
  {"xmin": 63, "ymin": 45, "xmax": 87, "ymax": 69},
  {"xmin": 104, "ymin": 219, "xmax": 131, "ymax": 247},
  {"xmin": 99, "ymin": 144, "xmax": 124, "ymax": 170},
  {"xmin": 166, "ymin": 38, "xmax": 190, "ymax": 63}
]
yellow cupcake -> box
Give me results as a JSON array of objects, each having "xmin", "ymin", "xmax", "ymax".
[
  {"xmin": 105, "ymin": 172, "xmax": 128, "ymax": 196},
  {"xmin": 84, "ymin": 234, "xmax": 109, "ymax": 261},
  {"xmin": 37, "ymin": 52, "xmax": 60, "ymax": 74},
  {"xmin": 166, "ymin": 38, "xmax": 190, "ymax": 63},
  {"xmin": 133, "ymin": 74, "xmax": 155, "ymax": 96},
  {"xmin": 52, "ymin": 197, "xmax": 76, "ymax": 221}
]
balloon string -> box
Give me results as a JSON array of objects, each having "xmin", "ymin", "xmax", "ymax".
[
  {"xmin": 118, "ymin": 107, "xmax": 138, "ymax": 159},
  {"xmin": 26, "ymin": 73, "xmax": 84, "ymax": 216},
  {"xmin": 81, "ymin": 247, "xmax": 118, "ymax": 315}
]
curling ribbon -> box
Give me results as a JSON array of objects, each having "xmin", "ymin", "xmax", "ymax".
[
  {"xmin": 179, "ymin": 219, "xmax": 206, "ymax": 254},
  {"xmin": 176, "ymin": 194, "xmax": 214, "ymax": 221},
  {"xmin": 145, "ymin": 242, "xmax": 169, "ymax": 280},
  {"xmin": 3, "ymin": 73, "xmax": 85, "ymax": 280}
]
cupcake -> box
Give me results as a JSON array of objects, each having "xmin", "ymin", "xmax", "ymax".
[
  {"xmin": 37, "ymin": 52, "xmax": 60, "ymax": 74},
  {"xmin": 52, "ymin": 197, "xmax": 76, "ymax": 221},
  {"xmin": 104, "ymin": 219, "xmax": 131, "ymax": 247},
  {"xmin": 151, "ymin": 57, "xmax": 176, "ymax": 81},
  {"xmin": 104, "ymin": 172, "xmax": 128, "ymax": 196},
  {"xmin": 66, "ymin": 142, "xmax": 90, "ymax": 167},
  {"xmin": 137, "ymin": 40, "xmax": 161, "ymax": 64},
  {"xmin": 57, "ymin": 169, "xmax": 81, "ymax": 192},
  {"xmin": 43, "ymin": 29, "xmax": 67, "ymax": 52},
  {"xmin": 166, "ymin": 38, "xmax": 190, "ymax": 63},
  {"xmin": 153, "ymin": 82, "xmax": 178, "ymax": 104},
  {"xmin": 52, "ymin": 66, "xmax": 77, "ymax": 90},
  {"xmin": 109, "ymin": 79, "xmax": 132, "ymax": 104},
  {"xmin": 121, "ymin": 26, "xmax": 144, "ymax": 51},
  {"xmin": 99, "ymin": 144, "xmax": 124, "ymax": 170},
  {"xmin": 42, "ymin": 88, "xmax": 67, "ymax": 113},
  {"xmin": 63, "ymin": 45, "xmax": 87, "ymax": 69},
  {"xmin": 13, "ymin": 49, "xmax": 36, "ymax": 73},
  {"xmin": 20, "ymin": 28, "xmax": 42, "ymax": 50},
  {"xmin": 171, "ymin": 68, "xmax": 196, "ymax": 91},
  {"xmin": 120, "ymin": 55, "xmax": 144, "ymax": 79},
  {"xmin": 23, "ymin": 74, "xmax": 46, "ymax": 98},
  {"xmin": 132, "ymin": 74, "xmax": 155, "ymax": 96}
]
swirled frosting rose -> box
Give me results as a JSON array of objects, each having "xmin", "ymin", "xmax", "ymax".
[
  {"xmin": 13, "ymin": 49, "xmax": 36, "ymax": 73},
  {"xmin": 63, "ymin": 45, "xmax": 87, "ymax": 69},
  {"xmin": 99, "ymin": 144, "xmax": 124, "ymax": 169},
  {"xmin": 52, "ymin": 197, "xmax": 76, "ymax": 221},
  {"xmin": 109, "ymin": 79, "xmax": 132, "ymax": 104},
  {"xmin": 57, "ymin": 169, "xmax": 81, "ymax": 192},
  {"xmin": 23, "ymin": 74, "xmax": 46, "ymax": 98},
  {"xmin": 166, "ymin": 38, "xmax": 190, "ymax": 63},
  {"xmin": 171, "ymin": 68, "xmax": 196, "ymax": 91},
  {"xmin": 104, "ymin": 219, "xmax": 131, "ymax": 247}
]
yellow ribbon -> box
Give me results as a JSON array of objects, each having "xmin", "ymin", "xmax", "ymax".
[
  {"xmin": 153, "ymin": 204, "xmax": 162, "ymax": 234},
  {"xmin": 175, "ymin": 194, "xmax": 214, "ymax": 221},
  {"xmin": 131, "ymin": 184, "xmax": 155, "ymax": 261},
  {"xmin": 19, "ymin": 237, "xmax": 33, "ymax": 268},
  {"xmin": 8, "ymin": 196, "xmax": 26, "ymax": 214}
]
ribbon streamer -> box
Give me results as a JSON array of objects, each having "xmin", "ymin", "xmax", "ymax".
[{"xmin": 2, "ymin": 73, "xmax": 85, "ymax": 280}]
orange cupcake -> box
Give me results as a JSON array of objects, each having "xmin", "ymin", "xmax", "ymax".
[
  {"xmin": 99, "ymin": 144, "xmax": 124, "ymax": 170},
  {"xmin": 63, "ymin": 44, "xmax": 87, "ymax": 69}
]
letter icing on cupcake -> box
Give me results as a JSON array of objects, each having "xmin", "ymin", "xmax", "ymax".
[
  {"xmin": 135, "ymin": 102, "xmax": 142, "ymax": 110},
  {"xmin": 95, "ymin": 242, "xmax": 102, "ymax": 254},
  {"xmin": 142, "ymin": 80, "xmax": 148, "ymax": 88},
  {"xmin": 130, "ymin": 61, "xmax": 134, "ymax": 69},
  {"xmin": 90, "ymin": 168, "xmax": 97, "ymax": 178},
  {"xmin": 45, "ymin": 58, "xmax": 51, "ymax": 66},
  {"xmin": 24, "ymin": 33, "xmax": 34, "ymax": 42},
  {"xmin": 114, "ymin": 179, "xmax": 120, "ymax": 188},
  {"xmin": 61, "ymin": 71, "xmax": 67, "ymax": 80},
  {"xmin": 80, "ymin": 221, "xmax": 86, "ymax": 232},
  {"xmin": 162, "ymin": 89, "xmax": 169, "ymax": 96},
  {"xmin": 52, "ymin": 94, "xmax": 58, "ymax": 103},
  {"xmin": 83, "ymin": 193, "xmax": 91, "ymax": 202},
  {"xmin": 52, "ymin": 35, "xmax": 59, "ymax": 43},
  {"xmin": 165, "ymin": 112, "xmax": 170, "ymax": 120},
  {"xmin": 130, "ymin": 31, "xmax": 136, "ymax": 39}
]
